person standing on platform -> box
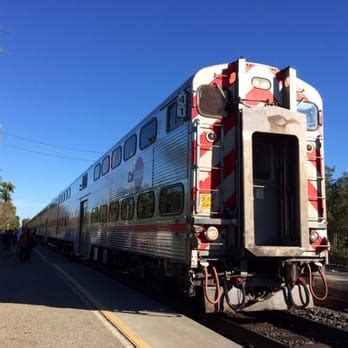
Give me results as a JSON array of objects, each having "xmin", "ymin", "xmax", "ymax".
[{"xmin": 18, "ymin": 228, "xmax": 28, "ymax": 262}]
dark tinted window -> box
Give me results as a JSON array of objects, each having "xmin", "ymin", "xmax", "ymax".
[
  {"xmin": 137, "ymin": 191, "xmax": 155, "ymax": 218},
  {"xmin": 253, "ymin": 143, "xmax": 272, "ymax": 181},
  {"xmin": 81, "ymin": 174, "xmax": 88, "ymax": 189},
  {"xmin": 102, "ymin": 156, "xmax": 110, "ymax": 176},
  {"xmin": 111, "ymin": 147, "xmax": 122, "ymax": 169},
  {"xmin": 140, "ymin": 118, "xmax": 157, "ymax": 150},
  {"xmin": 109, "ymin": 201, "xmax": 119, "ymax": 221},
  {"xmin": 94, "ymin": 164, "xmax": 101, "ymax": 181},
  {"xmin": 99, "ymin": 204, "xmax": 108, "ymax": 222},
  {"xmin": 124, "ymin": 135, "xmax": 137, "ymax": 161},
  {"xmin": 167, "ymin": 101, "xmax": 184, "ymax": 132},
  {"xmin": 121, "ymin": 197, "xmax": 134, "ymax": 220},
  {"xmin": 197, "ymin": 85, "xmax": 226, "ymax": 118},
  {"xmin": 159, "ymin": 183, "xmax": 184, "ymax": 215},
  {"xmin": 91, "ymin": 207, "xmax": 99, "ymax": 223}
]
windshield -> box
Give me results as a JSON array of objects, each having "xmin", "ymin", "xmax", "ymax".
[
  {"xmin": 197, "ymin": 85, "xmax": 226, "ymax": 118},
  {"xmin": 297, "ymin": 102, "xmax": 318, "ymax": 130}
]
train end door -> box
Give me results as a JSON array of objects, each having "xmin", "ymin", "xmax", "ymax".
[{"xmin": 241, "ymin": 106, "xmax": 309, "ymax": 257}]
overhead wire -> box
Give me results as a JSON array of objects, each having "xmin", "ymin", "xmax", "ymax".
[
  {"xmin": 4, "ymin": 144, "xmax": 95, "ymax": 162},
  {"xmin": 3, "ymin": 131, "xmax": 100, "ymax": 154}
]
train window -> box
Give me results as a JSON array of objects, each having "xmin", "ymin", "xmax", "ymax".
[
  {"xmin": 102, "ymin": 156, "xmax": 110, "ymax": 176},
  {"xmin": 109, "ymin": 201, "xmax": 119, "ymax": 221},
  {"xmin": 159, "ymin": 183, "xmax": 184, "ymax": 215},
  {"xmin": 197, "ymin": 85, "xmax": 226, "ymax": 118},
  {"xmin": 140, "ymin": 118, "xmax": 157, "ymax": 150},
  {"xmin": 253, "ymin": 137, "xmax": 272, "ymax": 181},
  {"xmin": 121, "ymin": 197, "xmax": 134, "ymax": 220},
  {"xmin": 81, "ymin": 174, "xmax": 88, "ymax": 189},
  {"xmin": 94, "ymin": 163, "xmax": 101, "ymax": 181},
  {"xmin": 99, "ymin": 204, "xmax": 108, "ymax": 223},
  {"xmin": 137, "ymin": 191, "xmax": 155, "ymax": 218},
  {"xmin": 91, "ymin": 207, "xmax": 99, "ymax": 223},
  {"xmin": 111, "ymin": 147, "xmax": 122, "ymax": 169},
  {"xmin": 167, "ymin": 101, "xmax": 184, "ymax": 132},
  {"xmin": 124, "ymin": 134, "xmax": 137, "ymax": 161},
  {"xmin": 297, "ymin": 102, "xmax": 318, "ymax": 130},
  {"xmin": 67, "ymin": 188, "xmax": 71, "ymax": 199}
]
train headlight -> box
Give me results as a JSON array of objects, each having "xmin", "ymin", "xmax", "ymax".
[
  {"xmin": 206, "ymin": 130, "xmax": 217, "ymax": 143},
  {"xmin": 309, "ymin": 230, "xmax": 320, "ymax": 243},
  {"xmin": 205, "ymin": 226, "xmax": 219, "ymax": 241}
]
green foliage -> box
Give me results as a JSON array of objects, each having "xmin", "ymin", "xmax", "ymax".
[
  {"xmin": 0, "ymin": 180, "xmax": 19, "ymax": 230},
  {"xmin": 0, "ymin": 181, "xmax": 15, "ymax": 202},
  {"xmin": 0, "ymin": 201, "xmax": 20, "ymax": 230},
  {"xmin": 325, "ymin": 166, "xmax": 348, "ymax": 229}
]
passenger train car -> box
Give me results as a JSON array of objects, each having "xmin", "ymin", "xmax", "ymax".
[{"xmin": 28, "ymin": 58, "xmax": 329, "ymax": 312}]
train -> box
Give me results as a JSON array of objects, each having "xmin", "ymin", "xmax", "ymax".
[{"xmin": 28, "ymin": 58, "xmax": 329, "ymax": 313}]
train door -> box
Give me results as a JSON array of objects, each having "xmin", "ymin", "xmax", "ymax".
[
  {"xmin": 44, "ymin": 218, "xmax": 48, "ymax": 243},
  {"xmin": 78, "ymin": 200, "xmax": 89, "ymax": 256},
  {"xmin": 252, "ymin": 133, "xmax": 299, "ymax": 246},
  {"xmin": 241, "ymin": 106, "xmax": 309, "ymax": 256}
]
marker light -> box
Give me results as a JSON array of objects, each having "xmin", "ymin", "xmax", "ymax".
[
  {"xmin": 205, "ymin": 226, "xmax": 219, "ymax": 241},
  {"xmin": 252, "ymin": 77, "xmax": 271, "ymax": 90},
  {"xmin": 206, "ymin": 130, "xmax": 217, "ymax": 143},
  {"xmin": 310, "ymin": 230, "xmax": 320, "ymax": 243}
]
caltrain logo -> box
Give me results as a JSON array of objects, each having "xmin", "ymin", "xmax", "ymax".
[{"xmin": 134, "ymin": 157, "xmax": 144, "ymax": 190}]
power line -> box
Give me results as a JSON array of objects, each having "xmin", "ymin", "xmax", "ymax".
[
  {"xmin": 4, "ymin": 131, "xmax": 101, "ymax": 154},
  {"xmin": 4, "ymin": 144, "xmax": 95, "ymax": 162}
]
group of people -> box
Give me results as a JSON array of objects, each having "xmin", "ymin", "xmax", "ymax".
[
  {"xmin": 17, "ymin": 228, "xmax": 37, "ymax": 262},
  {"xmin": 1, "ymin": 229, "xmax": 17, "ymax": 252},
  {"xmin": 1, "ymin": 228, "xmax": 37, "ymax": 262}
]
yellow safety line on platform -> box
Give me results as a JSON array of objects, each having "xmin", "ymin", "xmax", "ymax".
[
  {"xmin": 52, "ymin": 265, "xmax": 152, "ymax": 348},
  {"xmin": 35, "ymin": 249, "xmax": 151, "ymax": 348}
]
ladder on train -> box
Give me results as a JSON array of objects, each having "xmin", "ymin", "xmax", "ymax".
[{"xmin": 193, "ymin": 120, "xmax": 225, "ymax": 216}]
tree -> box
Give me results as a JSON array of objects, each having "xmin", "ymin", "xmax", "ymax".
[
  {"xmin": 0, "ymin": 180, "xmax": 19, "ymax": 230},
  {"xmin": 325, "ymin": 166, "xmax": 348, "ymax": 229},
  {"xmin": 0, "ymin": 201, "xmax": 19, "ymax": 230},
  {"xmin": 0, "ymin": 181, "xmax": 15, "ymax": 202}
]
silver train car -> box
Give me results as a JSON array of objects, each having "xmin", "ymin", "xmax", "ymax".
[{"xmin": 28, "ymin": 58, "xmax": 329, "ymax": 312}]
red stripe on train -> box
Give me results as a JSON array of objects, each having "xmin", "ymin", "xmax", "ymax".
[
  {"xmin": 307, "ymin": 181, "xmax": 323, "ymax": 216},
  {"xmin": 224, "ymin": 149, "xmax": 237, "ymax": 179},
  {"xmin": 100, "ymin": 224, "xmax": 187, "ymax": 233},
  {"xmin": 199, "ymin": 169, "xmax": 221, "ymax": 191}
]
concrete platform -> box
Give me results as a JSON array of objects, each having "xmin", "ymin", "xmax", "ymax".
[
  {"xmin": 36, "ymin": 247, "xmax": 239, "ymax": 348},
  {"xmin": 0, "ymin": 244, "xmax": 239, "ymax": 347},
  {"xmin": 314, "ymin": 269, "xmax": 348, "ymax": 301},
  {"xmin": 325, "ymin": 269, "xmax": 348, "ymax": 291}
]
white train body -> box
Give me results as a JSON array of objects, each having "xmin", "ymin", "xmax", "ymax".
[{"xmin": 28, "ymin": 59, "xmax": 328, "ymax": 312}]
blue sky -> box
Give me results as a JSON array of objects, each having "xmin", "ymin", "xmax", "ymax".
[{"xmin": 0, "ymin": 0, "xmax": 347, "ymax": 222}]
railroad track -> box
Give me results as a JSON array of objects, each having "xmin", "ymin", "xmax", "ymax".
[{"xmin": 215, "ymin": 310, "xmax": 348, "ymax": 347}]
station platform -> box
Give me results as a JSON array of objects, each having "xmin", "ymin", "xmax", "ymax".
[
  {"xmin": 0, "ymin": 245, "xmax": 239, "ymax": 348},
  {"xmin": 317, "ymin": 268, "xmax": 348, "ymax": 300}
]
